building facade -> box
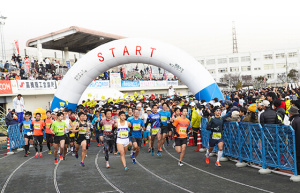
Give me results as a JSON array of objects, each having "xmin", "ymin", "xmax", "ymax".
[{"xmin": 197, "ymin": 48, "xmax": 300, "ymax": 85}]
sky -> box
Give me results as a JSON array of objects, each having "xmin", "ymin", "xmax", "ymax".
[{"xmin": 1, "ymin": 0, "xmax": 300, "ymax": 58}]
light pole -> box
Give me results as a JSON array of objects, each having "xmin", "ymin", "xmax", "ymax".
[{"xmin": 0, "ymin": 14, "xmax": 7, "ymax": 61}]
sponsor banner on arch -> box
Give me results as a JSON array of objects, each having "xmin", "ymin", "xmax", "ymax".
[
  {"xmin": 167, "ymin": 81, "xmax": 178, "ymax": 86},
  {"xmin": 121, "ymin": 80, "xmax": 140, "ymax": 87},
  {"xmin": 88, "ymin": 80, "xmax": 109, "ymax": 88},
  {"xmin": 17, "ymin": 80, "xmax": 57, "ymax": 90},
  {"xmin": 110, "ymin": 73, "xmax": 121, "ymax": 88},
  {"xmin": 0, "ymin": 80, "xmax": 13, "ymax": 94}
]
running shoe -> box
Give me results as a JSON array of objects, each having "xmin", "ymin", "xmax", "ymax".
[
  {"xmin": 125, "ymin": 167, "xmax": 129, "ymax": 172},
  {"xmin": 59, "ymin": 154, "xmax": 63, "ymax": 160},
  {"xmin": 75, "ymin": 154, "xmax": 78, "ymax": 159},
  {"xmin": 54, "ymin": 159, "xmax": 58, "ymax": 165},
  {"xmin": 148, "ymin": 148, "xmax": 151, "ymax": 153},
  {"xmin": 63, "ymin": 157, "xmax": 66, "ymax": 160},
  {"xmin": 80, "ymin": 162, "xmax": 85, "ymax": 167},
  {"xmin": 28, "ymin": 151, "xmax": 30, "ymax": 154},
  {"xmin": 178, "ymin": 161, "xmax": 183, "ymax": 166},
  {"xmin": 143, "ymin": 141, "xmax": 146, "ymax": 146},
  {"xmin": 34, "ymin": 152, "xmax": 39, "ymax": 157},
  {"xmin": 97, "ymin": 143, "xmax": 100, "ymax": 147},
  {"xmin": 50, "ymin": 143, "xmax": 53, "ymax": 147},
  {"xmin": 114, "ymin": 151, "xmax": 118, "ymax": 155},
  {"xmin": 106, "ymin": 162, "xmax": 110, "ymax": 168},
  {"xmin": 48, "ymin": 150, "xmax": 52, "ymax": 155},
  {"xmin": 39, "ymin": 153, "xmax": 43, "ymax": 157},
  {"xmin": 131, "ymin": 152, "xmax": 135, "ymax": 159},
  {"xmin": 167, "ymin": 142, "xmax": 169, "ymax": 146},
  {"xmin": 132, "ymin": 158, "xmax": 136, "ymax": 164},
  {"xmin": 215, "ymin": 161, "xmax": 221, "ymax": 167},
  {"xmin": 72, "ymin": 153, "xmax": 75, "ymax": 156},
  {"xmin": 159, "ymin": 148, "xmax": 163, "ymax": 152},
  {"xmin": 172, "ymin": 142, "xmax": 175, "ymax": 149},
  {"xmin": 206, "ymin": 157, "xmax": 209, "ymax": 164},
  {"xmin": 157, "ymin": 151, "xmax": 162, "ymax": 156},
  {"xmin": 151, "ymin": 149, "xmax": 154, "ymax": 156},
  {"xmin": 171, "ymin": 137, "xmax": 173, "ymax": 141},
  {"xmin": 24, "ymin": 154, "xmax": 28, "ymax": 157}
]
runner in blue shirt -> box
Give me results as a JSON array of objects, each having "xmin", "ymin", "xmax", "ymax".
[
  {"xmin": 20, "ymin": 112, "xmax": 33, "ymax": 157},
  {"xmin": 159, "ymin": 103, "xmax": 171, "ymax": 150},
  {"xmin": 146, "ymin": 104, "xmax": 163, "ymax": 156},
  {"xmin": 128, "ymin": 109, "xmax": 145, "ymax": 164}
]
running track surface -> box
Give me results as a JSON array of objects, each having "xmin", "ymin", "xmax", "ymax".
[{"xmin": 0, "ymin": 141, "xmax": 298, "ymax": 193}]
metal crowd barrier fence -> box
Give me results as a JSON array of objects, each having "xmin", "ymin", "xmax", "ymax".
[
  {"xmin": 7, "ymin": 124, "xmax": 25, "ymax": 152},
  {"xmin": 200, "ymin": 118, "xmax": 298, "ymax": 176}
]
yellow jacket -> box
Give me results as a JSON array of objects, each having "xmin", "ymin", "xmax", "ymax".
[
  {"xmin": 286, "ymin": 99, "xmax": 291, "ymax": 114},
  {"xmin": 191, "ymin": 108, "xmax": 201, "ymax": 128}
]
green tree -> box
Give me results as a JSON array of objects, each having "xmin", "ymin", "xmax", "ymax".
[
  {"xmin": 287, "ymin": 69, "xmax": 298, "ymax": 82},
  {"xmin": 235, "ymin": 80, "xmax": 243, "ymax": 90},
  {"xmin": 255, "ymin": 76, "xmax": 267, "ymax": 82}
]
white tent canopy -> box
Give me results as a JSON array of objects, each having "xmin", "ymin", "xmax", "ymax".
[{"xmin": 78, "ymin": 88, "xmax": 124, "ymax": 104}]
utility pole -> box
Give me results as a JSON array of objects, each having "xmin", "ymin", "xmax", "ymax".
[
  {"xmin": 232, "ymin": 21, "xmax": 238, "ymax": 53},
  {"xmin": 0, "ymin": 14, "xmax": 7, "ymax": 60}
]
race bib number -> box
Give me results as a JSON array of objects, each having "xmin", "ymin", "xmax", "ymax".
[
  {"xmin": 152, "ymin": 129, "xmax": 159, "ymax": 135},
  {"xmin": 161, "ymin": 116, "xmax": 167, "ymax": 122},
  {"xmin": 212, "ymin": 132, "xmax": 222, "ymax": 140},
  {"xmin": 179, "ymin": 127, "xmax": 187, "ymax": 135},
  {"xmin": 57, "ymin": 126, "xmax": 64, "ymax": 133},
  {"xmin": 118, "ymin": 131, "xmax": 128, "ymax": 138},
  {"xmin": 46, "ymin": 123, "xmax": 51, "ymax": 128},
  {"xmin": 24, "ymin": 124, "xmax": 30, "ymax": 129},
  {"xmin": 133, "ymin": 123, "xmax": 140, "ymax": 131},
  {"xmin": 104, "ymin": 125, "xmax": 112, "ymax": 131},
  {"xmin": 34, "ymin": 124, "xmax": 40, "ymax": 129}
]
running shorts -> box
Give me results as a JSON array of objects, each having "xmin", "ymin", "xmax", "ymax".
[
  {"xmin": 175, "ymin": 138, "xmax": 187, "ymax": 146},
  {"xmin": 75, "ymin": 135, "xmax": 86, "ymax": 145},
  {"xmin": 209, "ymin": 138, "xmax": 223, "ymax": 147},
  {"xmin": 143, "ymin": 130, "xmax": 151, "ymax": 139},
  {"xmin": 131, "ymin": 137, "xmax": 142, "ymax": 147},
  {"xmin": 69, "ymin": 137, "xmax": 75, "ymax": 143},
  {"xmin": 161, "ymin": 126, "xmax": 168, "ymax": 134},
  {"xmin": 24, "ymin": 134, "xmax": 33, "ymax": 140},
  {"xmin": 54, "ymin": 135, "xmax": 66, "ymax": 144},
  {"xmin": 65, "ymin": 135, "xmax": 70, "ymax": 145}
]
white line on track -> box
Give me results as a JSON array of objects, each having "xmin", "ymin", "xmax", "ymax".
[
  {"xmin": 163, "ymin": 146, "xmax": 274, "ymax": 193},
  {"xmin": 1, "ymin": 150, "xmax": 47, "ymax": 193},
  {"xmin": 53, "ymin": 152, "xmax": 71, "ymax": 193},
  {"xmin": 95, "ymin": 150, "xmax": 124, "ymax": 193},
  {"xmin": 0, "ymin": 155, "xmax": 10, "ymax": 160},
  {"xmin": 136, "ymin": 159, "xmax": 194, "ymax": 193}
]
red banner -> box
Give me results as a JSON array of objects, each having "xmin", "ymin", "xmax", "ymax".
[
  {"xmin": 164, "ymin": 70, "xmax": 167, "ymax": 80},
  {"xmin": 25, "ymin": 58, "xmax": 31, "ymax": 75},
  {"xmin": 0, "ymin": 80, "xmax": 13, "ymax": 94},
  {"xmin": 14, "ymin": 40, "xmax": 19, "ymax": 54},
  {"xmin": 122, "ymin": 67, "xmax": 126, "ymax": 79},
  {"xmin": 149, "ymin": 69, "xmax": 152, "ymax": 80}
]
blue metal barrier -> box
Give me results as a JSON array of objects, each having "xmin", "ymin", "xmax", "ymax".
[
  {"xmin": 200, "ymin": 119, "xmax": 298, "ymax": 176},
  {"xmin": 7, "ymin": 124, "xmax": 24, "ymax": 152}
]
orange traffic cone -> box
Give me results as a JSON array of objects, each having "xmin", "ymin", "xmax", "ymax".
[
  {"xmin": 194, "ymin": 131, "xmax": 203, "ymax": 151},
  {"xmin": 187, "ymin": 133, "xmax": 195, "ymax": 146},
  {"xmin": 6, "ymin": 137, "xmax": 14, "ymax": 155}
]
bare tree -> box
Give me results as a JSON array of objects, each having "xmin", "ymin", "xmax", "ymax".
[
  {"xmin": 277, "ymin": 73, "xmax": 286, "ymax": 83},
  {"xmin": 222, "ymin": 73, "xmax": 240, "ymax": 87}
]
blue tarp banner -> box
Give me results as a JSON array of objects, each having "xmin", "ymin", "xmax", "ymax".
[{"xmin": 121, "ymin": 80, "xmax": 140, "ymax": 87}]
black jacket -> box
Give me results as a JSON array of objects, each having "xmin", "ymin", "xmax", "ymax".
[
  {"xmin": 275, "ymin": 107, "xmax": 286, "ymax": 121},
  {"xmin": 290, "ymin": 115, "xmax": 300, "ymax": 153},
  {"xmin": 260, "ymin": 108, "xmax": 279, "ymax": 126}
]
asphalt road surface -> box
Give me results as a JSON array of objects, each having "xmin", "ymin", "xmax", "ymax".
[{"xmin": 0, "ymin": 141, "xmax": 299, "ymax": 193}]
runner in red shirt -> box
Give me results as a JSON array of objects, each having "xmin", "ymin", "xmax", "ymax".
[
  {"xmin": 31, "ymin": 113, "xmax": 45, "ymax": 157},
  {"xmin": 45, "ymin": 111, "xmax": 54, "ymax": 154}
]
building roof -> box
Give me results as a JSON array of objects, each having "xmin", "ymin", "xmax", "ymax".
[{"xmin": 26, "ymin": 26, "xmax": 125, "ymax": 53}]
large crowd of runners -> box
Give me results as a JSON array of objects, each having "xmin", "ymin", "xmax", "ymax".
[
  {"xmin": 16, "ymin": 86, "xmax": 300, "ymax": 172},
  {"xmin": 18, "ymin": 95, "xmax": 219, "ymax": 171}
]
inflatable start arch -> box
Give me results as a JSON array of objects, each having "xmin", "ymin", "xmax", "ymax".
[{"xmin": 51, "ymin": 38, "xmax": 224, "ymax": 110}]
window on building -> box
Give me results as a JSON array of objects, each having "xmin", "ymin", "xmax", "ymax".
[
  {"xmin": 229, "ymin": 57, "xmax": 239, "ymax": 63},
  {"xmin": 208, "ymin": 69, "xmax": 216, "ymax": 74},
  {"xmin": 253, "ymin": 58, "xmax": 260, "ymax": 61},
  {"xmin": 219, "ymin": 78, "xmax": 224, "ymax": 82},
  {"xmin": 230, "ymin": 67, "xmax": 239, "ymax": 72},
  {"xmin": 217, "ymin": 58, "xmax": 227, "ymax": 64},
  {"xmin": 276, "ymin": 63, "xmax": 285, "ymax": 68},
  {"xmin": 241, "ymin": 66, "xmax": 251, "ymax": 71},
  {"xmin": 218, "ymin": 68, "xmax": 228, "ymax": 73},
  {"xmin": 241, "ymin": 56, "xmax": 250, "ymax": 62},
  {"xmin": 288, "ymin": 52, "xmax": 298, "ymax": 58},
  {"xmin": 289, "ymin": 63, "xmax": 298, "ymax": 68},
  {"xmin": 267, "ymin": 74, "xmax": 273, "ymax": 79},
  {"xmin": 254, "ymin": 67, "xmax": 261, "ymax": 70},
  {"xmin": 264, "ymin": 54, "xmax": 273, "ymax": 60},
  {"xmin": 264, "ymin": 64, "xmax": 274, "ymax": 69},
  {"xmin": 198, "ymin": 60, "xmax": 204, "ymax": 65},
  {"xmin": 276, "ymin": 53, "xmax": 285, "ymax": 59},
  {"xmin": 206, "ymin": 59, "xmax": 215, "ymax": 65}
]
